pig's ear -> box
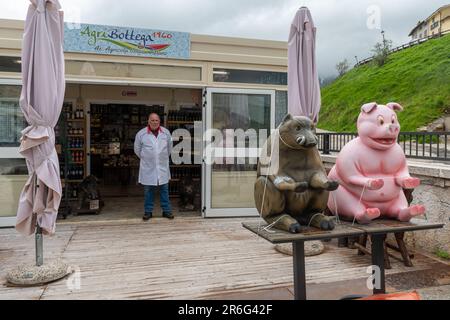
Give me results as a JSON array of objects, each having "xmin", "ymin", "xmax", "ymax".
[
  {"xmin": 361, "ymin": 102, "xmax": 378, "ymax": 114},
  {"xmin": 386, "ymin": 102, "xmax": 403, "ymax": 112},
  {"xmin": 282, "ymin": 114, "xmax": 293, "ymax": 124}
]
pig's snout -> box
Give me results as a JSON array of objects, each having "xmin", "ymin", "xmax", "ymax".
[{"xmin": 389, "ymin": 124, "xmax": 400, "ymax": 134}]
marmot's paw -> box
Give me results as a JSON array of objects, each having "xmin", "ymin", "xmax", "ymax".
[
  {"xmin": 289, "ymin": 223, "xmax": 302, "ymax": 234},
  {"xmin": 320, "ymin": 218, "xmax": 336, "ymax": 231},
  {"xmin": 294, "ymin": 182, "xmax": 309, "ymax": 193},
  {"xmin": 326, "ymin": 181, "xmax": 339, "ymax": 191}
]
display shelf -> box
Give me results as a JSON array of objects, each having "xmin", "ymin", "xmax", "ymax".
[
  {"xmin": 57, "ymin": 101, "xmax": 87, "ymax": 218},
  {"xmin": 168, "ymin": 108, "xmax": 202, "ymax": 200}
]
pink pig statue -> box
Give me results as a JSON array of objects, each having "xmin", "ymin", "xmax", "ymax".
[{"xmin": 327, "ymin": 102, "xmax": 425, "ymax": 224}]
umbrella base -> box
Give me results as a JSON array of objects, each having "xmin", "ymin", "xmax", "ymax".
[
  {"xmin": 6, "ymin": 260, "xmax": 70, "ymax": 287},
  {"xmin": 275, "ymin": 241, "xmax": 325, "ymax": 257}
]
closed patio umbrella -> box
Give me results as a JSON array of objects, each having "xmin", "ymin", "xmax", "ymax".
[
  {"xmin": 288, "ymin": 7, "xmax": 321, "ymax": 123},
  {"xmin": 7, "ymin": 0, "xmax": 68, "ymax": 286},
  {"xmin": 17, "ymin": 0, "xmax": 65, "ymax": 236}
]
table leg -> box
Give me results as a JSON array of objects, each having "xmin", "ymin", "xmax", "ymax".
[
  {"xmin": 395, "ymin": 232, "xmax": 413, "ymax": 267},
  {"xmin": 371, "ymin": 234, "xmax": 386, "ymax": 295},
  {"xmin": 293, "ymin": 241, "xmax": 306, "ymax": 300}
]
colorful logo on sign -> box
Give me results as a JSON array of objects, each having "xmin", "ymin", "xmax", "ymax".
[{"xmin": 64, "ymin": 23, "xmax": 190, "ymax": 59}]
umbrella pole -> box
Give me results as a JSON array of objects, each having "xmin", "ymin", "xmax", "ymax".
[
  {"xmin": 34, "ymin": 174, "xmax": 44, "ymax": 267},
  {"xmin": 35, "ymin": 225, "xmax": 43, "ymax": 267}
]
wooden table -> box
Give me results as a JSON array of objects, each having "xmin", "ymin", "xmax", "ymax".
[
  {"xmin": 343, "ymin": 219, "xmax": 444, "ymax": 296},
  {"xmin": 243, "ymin": 219, "xmax": 444, "ymax": 300}
]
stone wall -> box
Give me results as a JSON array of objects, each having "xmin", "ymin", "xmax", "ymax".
[{"xmin": 321, "ymin": 155, "xmax": 450, "ymax": 255}]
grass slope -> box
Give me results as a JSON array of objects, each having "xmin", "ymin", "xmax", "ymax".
[{"xmin": 319, "ymin": 34, "xmax": 450, "ymax": 132}]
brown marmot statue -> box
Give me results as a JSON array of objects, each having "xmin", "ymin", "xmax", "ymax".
[{"xmin": 255, "ymin": 114, "xmax": 339, "ymax": 234}]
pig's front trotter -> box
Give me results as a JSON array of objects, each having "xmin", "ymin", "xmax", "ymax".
[{"xmin": 398, "ymin": 177, "xmax": 421, "ymax": 189}]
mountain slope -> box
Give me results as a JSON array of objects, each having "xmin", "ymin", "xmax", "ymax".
[{"xmin": 319, "ymin": 34, "xmax": 450, "ymax": 132}]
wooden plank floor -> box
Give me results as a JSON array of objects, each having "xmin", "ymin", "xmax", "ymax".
[{"xmin": 0, "ymin": 217, "xmax": 441, "ymax": 300}]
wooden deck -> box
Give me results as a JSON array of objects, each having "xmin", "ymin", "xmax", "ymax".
[{"xmin": 0, "ymin": 217, "xmax": 447, "ymax": 300}]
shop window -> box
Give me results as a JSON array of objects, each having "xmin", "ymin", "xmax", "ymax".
[
  {"xmin": 0, "ymin": 157, "xmax": 27, "ymax": 218},
  {"xmin": 0, "ymin": 159, "xmax": 27, "ymax": 175},
  {"xmin": 213, "ymin": 68, "xmax": 287, "ymax": 86},
  {"xmin": 275, "ymin": 91, "xmax": 288, "ymax": 127},
  {"xmin": 0, "ymin": 85, "xmax": 27, "ymax": 218},
  {"xmin": 0, "ymin": 56, "xmax": 21, "ymax": 73},
  {"xmin": 66, "ymin": 60, "xmax": 202, "ymax": 82},
  {"xmin": 0, "ymin": 85, "xmax": 24, "ymax": 147}
]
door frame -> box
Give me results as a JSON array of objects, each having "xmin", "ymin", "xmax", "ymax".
[
  {"xmin": 203, "ymin": 87, "xmax": 275, "ymax": 218},
  {"xmin": 0, "ymin": 79, "xmax": 23, "ymax": 225}
]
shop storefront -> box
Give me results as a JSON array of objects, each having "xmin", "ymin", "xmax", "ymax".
[{"xmin": 0, "ymin": 19, "xmax": 288, "ymax": 226}]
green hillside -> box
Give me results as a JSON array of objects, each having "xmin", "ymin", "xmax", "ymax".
[{"xmin": 319, "ymin": 34, "xmax": 450, "ymax": 132}]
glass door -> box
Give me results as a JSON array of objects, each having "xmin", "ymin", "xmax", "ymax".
[
  {"xmin": 0, "ymin": 81, "xmax": 27, "ymax": 227},
  {"xmin": 204, "ymin": 88, "xmax": 275, "ymax": 218}
]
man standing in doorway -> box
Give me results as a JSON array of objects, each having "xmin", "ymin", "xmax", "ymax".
[{"xmin": 134, "ymin": 113, "xmax": 174, "ymax": 221}]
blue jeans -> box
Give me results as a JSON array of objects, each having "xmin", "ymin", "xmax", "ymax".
[{"xmin": 144, "ymin": 184, "xmax": 172, "ymax": 214}]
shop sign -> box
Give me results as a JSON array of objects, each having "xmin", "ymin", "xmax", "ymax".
[{"xmin": 64, "ymin": 23, "xmax": 190, "ymax": 59}]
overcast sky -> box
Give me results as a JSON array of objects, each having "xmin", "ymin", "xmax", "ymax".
[{"xmin": 1, "ymin": 0, "xmax": 448, "ymax": 77}]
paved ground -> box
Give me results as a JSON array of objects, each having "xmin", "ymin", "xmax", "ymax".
[{"xmin": 417, "ymin": 285, "xmax": 450, "ymax": 300}]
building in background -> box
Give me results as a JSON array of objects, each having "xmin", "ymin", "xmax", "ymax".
[
  {"xmin": 409, "ymin": 20, "xmax": 428, "ymax": 40},
  {"xmin": 409, "ymin": 4, "xmax": 450, "ymax": 40},
  {"xmin": 0, "ymin": 18, "xmax": 289, "ymax": 226}
]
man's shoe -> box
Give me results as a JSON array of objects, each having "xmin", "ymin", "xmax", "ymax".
[
  {"xmin": 163, "ymin": 212, "xmax": 174, "ymax": 220},
  {"xmin": 143, "ymin": 213, "xmax": 152, "ymax": 221}
]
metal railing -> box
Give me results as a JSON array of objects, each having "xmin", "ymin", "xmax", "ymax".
[
  {"xmin": 318, "ymin": 132, "xmax": 450, "ymax": 162},
  {"xmin": 355, "ymin": 29, "xmax": 450, "ymax": 67}
]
